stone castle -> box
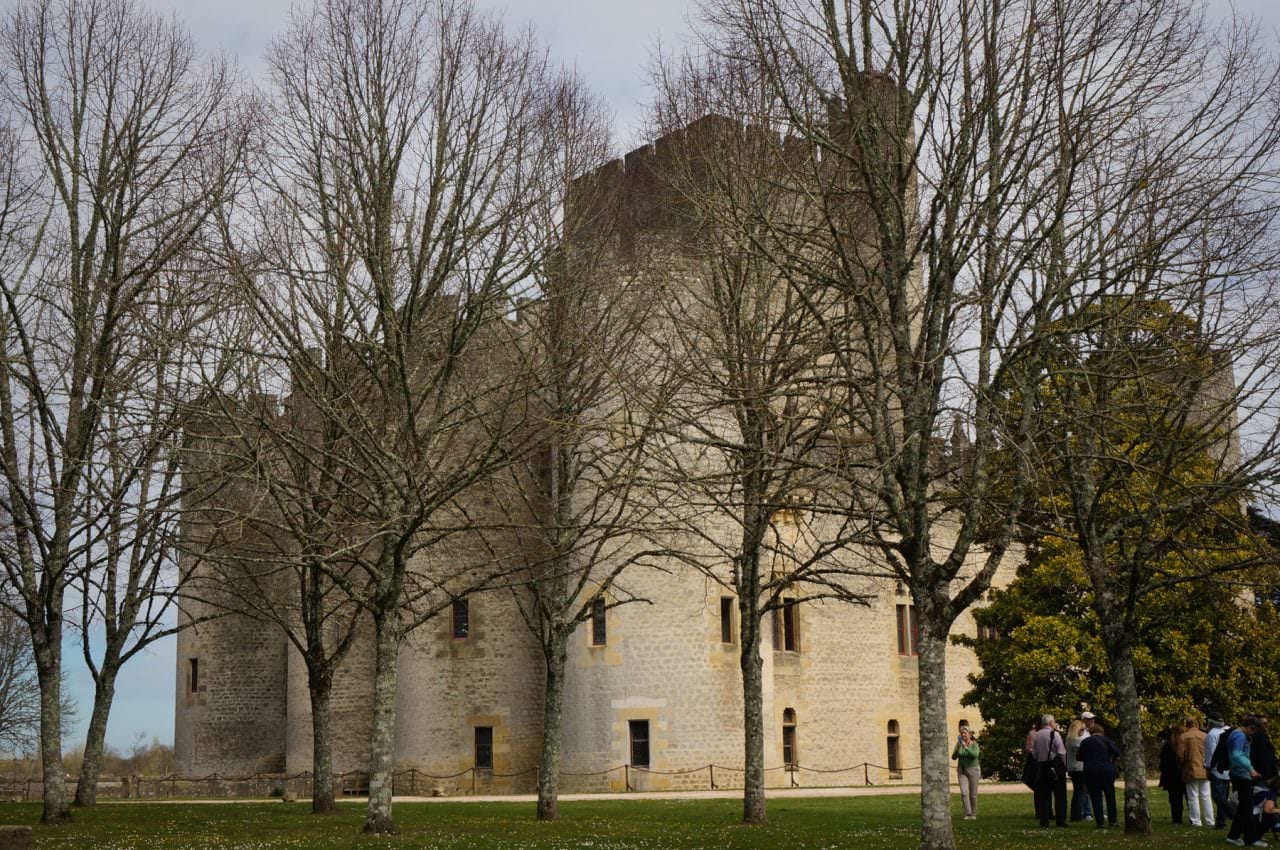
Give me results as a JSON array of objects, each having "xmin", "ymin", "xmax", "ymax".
[{"xmin": 174, "ymin": 97, "xmax": 1016, "ymax": 795}]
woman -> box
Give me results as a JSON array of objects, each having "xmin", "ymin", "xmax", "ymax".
[
  {"xmin": 951, "ymin": 725, "xmax": 981, "ymax": 820},
  {"xmin": 1077, "ymin": 722, "xmax": 1121, "ymax": 828},
  {"xmin": 1066, "ymin": 718, "xmax": 1092, "ymax": 822},
  {"xmin": 1159, "ymin": 724, "xmax": 1185, "ymax": 824}
]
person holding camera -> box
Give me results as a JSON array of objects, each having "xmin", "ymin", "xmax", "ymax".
[{"xmin": 952, "ymin": 725, "xmax": 981, "ymax": 820}]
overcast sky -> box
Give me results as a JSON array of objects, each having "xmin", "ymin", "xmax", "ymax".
[{"xmin": 62, "ymin": 0, "xmax": 1280, "ymax": 754}]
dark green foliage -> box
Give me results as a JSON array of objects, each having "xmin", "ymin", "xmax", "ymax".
[
  {"xmin": 959, "ymin": 298, "xmax": 1280, "ymax": 781},
  {"xmin": 958, "ymin": 534, "xmax": 1280, "ymax": 780}
]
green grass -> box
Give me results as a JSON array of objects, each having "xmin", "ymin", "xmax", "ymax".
[{"xmin": 0, "ymin": 791, "xmax": 1255, "ymax": 849}]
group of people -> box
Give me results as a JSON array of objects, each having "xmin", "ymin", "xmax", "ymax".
[
  {"xmin": 1159, "ymin": 714, "xmax": 1280, "ymax": 847},
  {"xmin": 948, "ymin": 709, "xmax": 1280, "ymax": 845},
  {"xmin": 1021, "ymin": 711, "xmax": 1123, "ymax": 829}
]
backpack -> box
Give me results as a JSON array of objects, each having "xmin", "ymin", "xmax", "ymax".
[{"xmin": 1210, "ymin": 727, "xmax": 1237, "ymax": 774}]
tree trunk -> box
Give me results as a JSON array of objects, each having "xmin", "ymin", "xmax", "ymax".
[
  {"xmin": 536, "ymin": 632, "xmax": 569, "ymax": 821},
  {"xmin": 362, "ymin": 613, "xmax": 400, "ymax": 834},
  {"xmin": 34, "ymin": 643, "xmax": 70, "ymax": 824},
  {"xmin": 73, "ymin": 672, "xmax": 117, "ymax": 807},
  {"xmin": 915, "ymin": 615, "xmax": 955, "ymax": 850},
  {"xmin": 1104, "ymin": 623, "xmax": 1151, "ymax": 834},
  {"xmin": 739, "ymin": 595, "xmax": 767, "ymax": 825},
  {"xmin": 310, "ymin": 677, "xmax": 337, "ymax": 815}
]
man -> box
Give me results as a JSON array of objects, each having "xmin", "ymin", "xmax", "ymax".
[
  {"xmin": 1254, "ymin": 715, "xmax": 1278, "ymax": 781},
  {"xmin": 1179, "ymin": 717, "xmax": 1211, "ymax": 827},
  {"xmin": 1205, "ymin": 718, "xmax": 1236, "ymax": 829},
  {"xmin": 1033, "ymin": 713, "xmax": 1069, "ymax": 828},
  {"xmin": 1227, "ymin": 716, "xmax": 1263, "ymax": 846}
]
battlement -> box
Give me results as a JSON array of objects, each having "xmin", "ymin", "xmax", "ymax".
[{"xmin": 567, "ymin": 73, "xmax": 911, "ymax": 254}]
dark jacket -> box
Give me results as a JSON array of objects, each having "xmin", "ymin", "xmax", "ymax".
[
  {"xmin": 1078, "ymin": 734, "xmax": 1121, "ymax": 773},
  {"xmin": 1159, "ymin": 740, "xmax": 1184, "ymax": 791},
  {"xmin": 1253, "ymin": 728, "xmax": 1278, "ymax": 781}
]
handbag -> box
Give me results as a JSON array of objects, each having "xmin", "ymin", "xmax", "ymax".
[
  {"xmin": 1036, "ymin": 728, "xmax": 1066, "ymax": 783},
  {"xmin": 1022, "ymin": 752, "xmax": 1037, "ymax": 789},
  {"xmin": 1048, "ymin": 729, "xmax": 1067, "ymax": 782}
]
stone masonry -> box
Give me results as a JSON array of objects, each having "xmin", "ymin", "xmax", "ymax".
[{"xmin": 175, "ymin": 93, "xmax": 1018, "ymax": 793}]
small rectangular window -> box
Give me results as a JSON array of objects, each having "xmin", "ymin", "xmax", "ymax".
[
  {"xmin": 189, "ymin": 658, "xmax": 199, "ymax": 693},
  {"xmin": 773, "ymin": 598, "xmax": 798, "ymax": 652},
  {"xmin": 474, "ymin": 726, "xmax": 493, "ymax": 770},
  {"xmin": 629, "ymin": 719, "xmax": 650, "ymax": 768},
  {"xmin": 896, "ymin": 604, "xmax": 919, "ymax": 656},
  {"xmin": 452, "ymin": 599, "xmax": 469, "ymax": 639},
  {"xmin": 782, "ymin": 725, "xmax": 797, "ymax": 767},
  {"xmin": 720, "ymin": 597, "xmax": 734, "ymax": 643},
  {"xmin": 591, "ymin": 597, "xmax": 607, "ymax": 646}
]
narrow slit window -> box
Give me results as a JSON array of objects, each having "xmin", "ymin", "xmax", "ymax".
[
  {"xmin": 773, "ymin": 598, "xmax": 798, "ymax": 652},
  {"xmin": 887, "ymin": 719, "xmax": 902, "ymax": 779},
  {"xmin": 189, "ymin": 658, "xmax": 199, "ymax": 693},
  {"xmin": 896, "ymin": 604, "xmax": 919, "ymax": 656},
  {"xmin": 452, "ymin": 599, "xmax": 469, "ymax": 639},
  {"xmin": 591, "ymin": 597, "xmax": 607, "ymax": 646},
  {"xmin": 720, "ymin": 597, "xmax": 734, "ymax": 644},
  {"xmin": 782, "ymin": 707, "xmax": 797, "ymax": 767},
  {"xmin": 474, "ymin": 726, "xmax": 493, "ymax": 770}
]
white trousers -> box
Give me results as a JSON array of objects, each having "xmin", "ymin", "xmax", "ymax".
[{"xmin": 1185, "ymin": 778, "xmax": 1213, "ymax": 826}]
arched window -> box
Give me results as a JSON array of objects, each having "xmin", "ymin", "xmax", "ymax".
[
  {"xmin": 782, "ymin": 708, "xmax": 797, "ymax": 767},
  {"xmin": 887, "ymin": 720, "xmax": 902, "ymax": 780}
]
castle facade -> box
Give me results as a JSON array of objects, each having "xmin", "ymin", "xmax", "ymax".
[{"xmin": 174, "ymin": 102, "xmax": 1016, "ymax": 794}]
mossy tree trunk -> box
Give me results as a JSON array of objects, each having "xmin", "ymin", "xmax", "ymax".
[
  {"xmin": 536, "ymin": 630, "xmax": 570, "ymax": 821},
  {"xmin": 914, "ymin": 612, "xmax": 954, "ymax": 850},
  {"xmin": 739, "ymin": 599, "xmax": 767, "ymax": 825},
  {"xmin": 309, "ymin": 676, "xmax": 337, "ymax": 815},
  {"xmin": 74, "ymin": 673, "xmax": 117, "ymax": 807},
  {"xmin": 33, "ymin": 628, "xmax": 70, "ymax": 824},
  {"xmin": 738, "ymin": 542, "xmax": 767, "ymax": 826},
  {"xmin": 362, "ymin": 611, "xmax": 401, "ymax": 835}
]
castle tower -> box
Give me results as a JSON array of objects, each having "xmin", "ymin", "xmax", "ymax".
[{"xmin": 176, "ymin": 90, "xmax": 1010, "ymax": 790}]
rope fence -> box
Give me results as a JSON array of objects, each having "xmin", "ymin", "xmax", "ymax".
[{"xmin": 0, "ymin": 761, "xmax": 925, "ymax": 802}]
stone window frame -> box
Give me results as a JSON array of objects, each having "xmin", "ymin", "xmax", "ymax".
[
  {"xmin": 772, "ymin": 597, "xmax": 799, "ymax": 652},
  {"xmin": 474, "ymin": 726, "xmax": 493, "ymax": 770},
  {"xmin": 782, "ymin": 707, "xmax": 798, "ymax": 767},
  {"xmin": 590, "ymin": 597, "xmax": 607, "ymax": 646},
  {"xmin": 452, "ymin": 599, "xmax": 470, "ymax": 640},
  {"xmin": 886, "ymin": 719, "xmax": 902, "ymax": 779},
  {"xmin": 895, "ymin": 604, "xmax": 919, "ymax": 656},
  {"xmin": 719, "ymin": 596, "xmax": 735, "ymax": 644},
  {"xmin": 628, "ymin": 719, "xmax": 650, "ymax": 768}
]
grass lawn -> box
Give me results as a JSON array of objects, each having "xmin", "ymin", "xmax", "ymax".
[{"xmin": 0, "ymin": 790, "xmax": 1257, "ymax": 849}]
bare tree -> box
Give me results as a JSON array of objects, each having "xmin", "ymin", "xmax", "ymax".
[
  {"xmin": 0, "ymin": 0, "xmax": 242, "ymax": 821},
  {"xmin": 647, "ymin": 0, "xmax": 1155, "ymax": 845},
  {"xmin": 631, "ymin": 79, "xmax": 876, "ymax": 821},
  {"xmin": 211, "ymin": 0, "xmax": 570, "ymax": 833},
  {"xmin": 480, "ymin": 71, "xmax": 676, "ymax": 821},
  {"xmin": 659, "ymin": 1, "xmax": 1280, "ymax": 845},
  {"xmin": 178, "ymin": 381, "xmax": 369, "ymax": 816},
  {"xmin": 1012, "ymin": 8, "xmax": 1280, "ymax": 819},
  {"xmin": 0, "ymin": 604, "xmax": 39, "ymax": 755}
]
